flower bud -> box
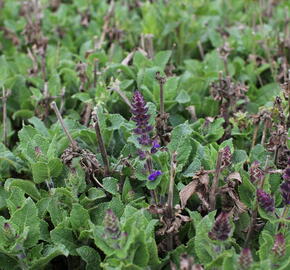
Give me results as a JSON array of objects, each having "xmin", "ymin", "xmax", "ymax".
[
  {"xmin": 272, "ymin": 233, "xmax": 285, "ymax": 257},
  {"xmin": 104, "ymin": 209, "xmax": 120, "ymax": 239},
  {"xmin": 238, "ymin": 248, "xmax": 253, "ymax": 269},
  {"xmin": 221, "ymin": 146, "xmax": 232, "ymax": 168},
  {"xmin": 256, "ymin": 189, "xmax": 275, "ymax": 212},
  {"xmin": 148, "ymin": 170, "xmax": 162, "ymax": 181},
  {"xmin": 249, "ymin": 161, "xmax": 264, "ymax": 183},
  {"xmin": 208, "ymin": 212, "xmax": 231, "ymax": 241}
]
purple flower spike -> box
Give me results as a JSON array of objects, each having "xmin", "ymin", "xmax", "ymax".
[
  {"xmin": 131, "ymin": 91, "xmax": 153, "ymax": 146},
  {"xmin": 256, "ymin": 189, "xmax": 275, "ymax": 212},
  {"xmin": 283, "ymin": 168, "xmax": 290, "ymax": 181},
  {"xmin": 151, "ymin": 140, "xmax": 161, "ymax": 154},
  {"xmin": 272, "ymin": 233, "xmax": 286, "ymax": 257},
  {"xmin": 280, "ymin": 179, "xmax": 290, "ymax": 205},
  {"xmin": 208, "ymin": 212, "xmax": 231, "ymax": 241},
  {"xmin": 104, "ymin": 209, "xmax": 120, "ymax": 239},
  {"xmin": 249, "ymin": 161, "xmax": 264, "ymax": 183},
  {"xmin": 148, "ymin": 170, "xmax": 162, "ymax": 181},
  {"xmin": 221, "ymin": 146, "xmax": 232, "ymax": 168},
  {"xmin": 238, "ymin": 248, "xmax": 253, "ymax": 270}
]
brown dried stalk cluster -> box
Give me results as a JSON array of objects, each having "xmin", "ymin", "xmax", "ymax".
[
  {"xmin": 148, "ymin": 204, "xmax": 191, "ymax": 253},
  {"xmin": 155, "ymin": 71, "xmax": 172, "ymax": 146},
  {"xmin": 251, "ymin": 95, "xmax": 289, "ymax": 169},
  {"xmin": 179, "ymin": 147, "xmax": 246, "ymax": 218},
  {"xmin": 20, "ymin": 0, "xmax": 48, "ymax": 79},
  {"xmin": 210, "ymin": 73, "xmax": 248, "ymax": 126},
  {"xmin": 50, "ymin": 102, "xmax": 111, "ymax": 188}
]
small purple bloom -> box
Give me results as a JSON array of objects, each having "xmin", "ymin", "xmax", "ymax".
[
  {"xmin": 256, "ymin": 189, "xmax": 275, "ymax": 212},
  {"xmin": 150, "ymin": 140, "xmax": 161, "ymax": 154},
  {"xmin": 221, "ymin": 146, "xmax": 232, "ymax": 167},
  {"xmin": 148, "ymin": 170, "xmax": 162, "ymax": 181},
  {"xmin": 137, "ymin": 149, "xmax": 146, "ymax": 160},
  {"xmin": 238, "ymin": 248, "xmax": 253, "ymax": 270},
  {"xmin": 249, "ymin": 161, "xmax": 264, "ymax": 183},
  {"xmin": 272, "ymin": 233, "xmax": 286, "ymax": 257},
  {"xmin": 280, "ymin": 179, "xmax": 290, "ymax": 205},
  {"xmin": 208, "ymin": 212, "xmax": 231, "ymax": 241},
  {"xmin": 283, "ymin": 168, "xmax": 290, "ymax": 181}
]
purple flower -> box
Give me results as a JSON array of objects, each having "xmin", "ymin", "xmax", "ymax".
[
  {"xmin": 221, "ymin": 146, "xmax": 232, "ymax": 168},
  {"xmin": 150, "ymin": 140, "xmax": 161, "ymax": 154},
  {"xmin": 256, "ymin": 189, "xmax": 275, "ymax": 212},
  {"xmin": 104, "ymin": 209, "xmax": 120, "ymax": 239},
  {"xmin": 280, "ymin": 179, "xmax": 290, "ymax": 205},
  {"xmin": 137, "ymin": 149, "xmax": 146, "ymax": 160},
  {"xmin": 283, "ymin": 168, "xmax": 290, "ymax": 181},
  {"xmin": 148, "ymin": 170, "xmax": 162, "ymax": 181},
  {"xmin": 272, "ymin": 233, "xmax": 285, "ymax": 257},
  {"xmin": 131, "ymin": 91, "xmax": 153, "ymax": 146},
  {"xmin": 249, "ymin": 161, "xmax": 264, "ymax": 183},
  {"xmin": 208, "ymin": 212, "xmax": 231, "ymax": 241},
  {"xmin": 238, "ymin": 248, "xmax": 253, "ymax": 270}
]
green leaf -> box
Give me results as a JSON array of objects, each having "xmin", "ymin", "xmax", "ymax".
[
  {"xmin": 10, "ymin": 198, "xmax": 40, "ymax": 248},
  {"xmin": 255, "ymin": 83, "xmax": 280, "ymax": 106},
  {"xmin": 153, "ymin": 50, "xmax": 171, "ymax": 69},
  {"xmin": 5, "ymin": 178, "xmax": 41, "ymax": 200},
  {"xmin": 50, "ymin": 226, "xmax": 78, "ymax": 256},
  {"xmin": 28, "ymin": 117, "xmax": 49, "ymax": 137},
  {"xmin": 205, "ymin": 118, "xmax": 225, "ymax": 142},
  {"xmin": 183, "ymin": 157, "xmax": 201, "ymax": 177},
  {"xmin": 48, "ymin": 158, "xmax": 63, "ymax": 177},
  {"xmin": 30, "ymin": 244, "xmax": 69, "ymax": 270},
  {"xmin": 102, "ymin": 177, "xmax": 119, "ymax": 195},
  {"xmin": 12, "ymin": 109, "xmax": 34, "ymax": 120},
  {"xmin": 194, "ymin": 211, "xmax": 216, "ymax": 264},
  {"xmin": 6, "ymin": 186, "xmax": 26, "ymax": 215},
  {"xmin": 32, "ymin": 162, "xmax": 49, "ymax": 183},
  {"xmin": 76, "ymin": 246, "xmax": 101, "ymax": 270},
  {"xmin": 70, "ymin": 204, "xmax": 90, "ymax": 232},
  {"xmin": 175, "ymin": 90, "xmax": 190, "ymax": 104}
]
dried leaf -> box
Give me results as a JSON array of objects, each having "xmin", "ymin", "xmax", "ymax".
[
  {"xmin": 179, "ymin": 181, "xmax": 198, "ymax": 209},
  {"xmin": 226, "ymin": 172, "xmax": 242, "ymax": 183}
]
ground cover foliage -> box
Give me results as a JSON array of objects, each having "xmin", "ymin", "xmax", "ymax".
[{"xmin": 0, "ymin": 0, "xmax": 290, "ymax": 269}]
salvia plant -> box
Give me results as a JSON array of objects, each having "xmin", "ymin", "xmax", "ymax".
[{"xmin": 0, "ymin": 0, "xmax": 290, "ymax": 270}]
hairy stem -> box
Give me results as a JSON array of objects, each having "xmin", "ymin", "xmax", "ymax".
[
  {"xmin": 111, "ymin": 82, "xmax": 132, "ymax": 109},
  {"xmin": 2, "ymin": 88, "xmax": 10, "ymax": 147},
  {"xmin": 93, "ymin": 58, "xmax": 98, "ymax": 88},
  {"xmin": 156, "ymin": 72, "xmax": 166, "ymax": 116},
  {"xmin": 245, "ymin": 157, "xmax": 269, "ymax": 246},
  {"xmin": 209, "ymin": 150, "xmax": 224, "ymax": 211},
  {"xmin": 261, "ymin": 119, "xmax": 269, "ymax": 145},
  {"xmin": 197, "ymin": 40, "xmax": 204, "ymax": 60},
  {"xmin": 167, "ymin": 152, "xmax": 177, "ymax": 217},
  {"xmin": 50, "ymin": 101, "xmax": 78, "ymax": 150},
  {"xmin": 92, "ymin": 111, "xmax": 110, "ymax": 176},
  {"xmin": 251, "ymin": 124, "xmax": 259, "ymax": 150}
]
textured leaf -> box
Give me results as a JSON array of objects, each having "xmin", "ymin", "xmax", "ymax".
[
  {"xmin": 70, "ymin": 203, "xmax": 90, "ymax": 231},
  {"xmin": 76, "ymin": 246, "xmax": 101, "ymax": 270},
  {"xmin": 50, "ymin": 226, "xmax": 78, "ymax": 255},
  {"xmin": 10, "ymin": 198, "xmax": 40, "ymax": 248},
  {"xmin": 102, "ymin": 177, "xmax": 119, "ymax": 195},
  {"xmin": 32, "ymin": 162, "xmax": 49, "ymax": 183},
  {"xmin": 30, "ymin": 244, "xmax": 69, "ymax": 270},
  {"xmin": 5, "ymin": 178, "xmax": 41, "ymax": 200}
]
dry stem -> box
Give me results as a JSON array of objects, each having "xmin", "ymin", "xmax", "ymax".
[
  {"xmin": 209, "ymin": 150, "xmax": 224, "ymax": 211},
  {"xmin": 2, "ymin": 87, "xmax": 11, "ymax": 147},
  {"xmin": 92, "ymin": 110, "xmax": 110, "ymax": 176},
  {"xmin": 50, "ymin": 101, "xmax": 78, "ymax": 150}
]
